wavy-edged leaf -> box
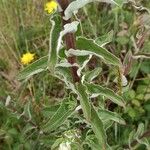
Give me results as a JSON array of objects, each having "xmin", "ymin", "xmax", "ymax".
[
  {"xmin": 90, "ymin": 105, "xmax": 107, "ymax": 149},
  {"xmin": 77, "ymin": 83, "xmax": 91, "ymax": 120},
  {"xmin": 64, "ymin": 0, "xmax": 118, "ymax": 20},
  {"xmin": 48, "ymin": 15, "xmax": 62, "ymax": 69},
  {"xmin": 76, "ymin": 83, "xmax": 107, "ymax": 148},
  {"xmin": 85, "ymin": 83, "xmax": 125, "ymax": 107},
  {"xmin": 98, "ymin": 109, "xmax": 126, "ymax": 125},
  {"xmin": 57, "ymin": 21, "xmax": 79, "ymax": 54},
  {"xmin": 18, "ymin": 56, "xmax": 48, "ymax": 80},
  {"xmin": 75, "ymin": 37, "xmax": 122, "ymax": 66}
]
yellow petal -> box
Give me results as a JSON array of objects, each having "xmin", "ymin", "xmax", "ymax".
[
  {"xmin": 21, "ymin": 52, "xmax": 35, "ymax": 65},
  {"xmin": 44, "ymin": 0, "xmax": 58, "ymax": 14}
]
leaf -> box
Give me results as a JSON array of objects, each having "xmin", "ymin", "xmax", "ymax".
[
  {"xmin": 134, "ymin": 123, "xmax": 144, "ymax": 139},
  {"xmin": 64, "ymin": 0, "xmax": 118, "ymax": 20},
  {"xmin": 85, "ymin": 83, "xmax": 125, "ymax": 107},
  {"xmin": 56, "ymin": 61, "xmax": 79, "ymax": 68},
  {"xmin": 128, "ymin": 123, "xmax": 150, "ymax": 149},
  {"xmin": 55, "ymin": 66, "xmax": 78, "ymax": 94},
  {"xmin": 75, "ymin": 37, "xmax": 122, "ymax": 66},
  {"xmin": 42, "ymin": 97, "xmax": 76, "ymax": 132},
  {"xmin": 57, "ymin": 21, "xmax": 79, "ymax": 54},
  {"xmin": 51, "ymin": 138, "xmax": 63, "ymax": 150},
  {"xmin": 128, "ymin": 130, "xmax": 136, "ymax": 148},
  {"xmin": 82, "ymin": 67, "xmax": 102, "ymax": 82},
  {"xmin": 18, "ymin": 56, "xmax": 48, "ymax": 80},
  {"xmin": 76, "ymin": 83, "xmax": 107, "ymax": 148},
  {"xmin": 95, "ymin": 30, "xmax": 114, "ymax": 46},
  {"xmin": 90, "ymin": 105, "xmax": 107, "ymax": 149},
  {"xmin": 48, "ymin": 15, "xmax": 62, "ymax": 69},
  {"xmin": 77, "ymin": 55, "xmax": 92, "ymax": 77},
  {"xmin": 42, "ymin": 105, "xmax": 60, "ymax": 118},
  {"xmin": 85, "ymin": 135, "xmax": 103, "ymax": 150},
  {"xmin": 49, "ymin": 17, "xmax": 78, "ymax": 69},
  {"xmin": 98, "ymin": 109, "xmax": 126, "ymax": 125},
  {"xmin": 76, "ymin": 83, "xmax": 91, "ymax": 120},
  {"xmin": 18, "ymin": 101, "xmax": 32, "ymax": 121},
  {"xmin": 137, "ymin": 138, "xmax": 150, "ymax": 150}
]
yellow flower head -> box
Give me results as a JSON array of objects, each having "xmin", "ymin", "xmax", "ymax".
[
  {"xmin": 21, "ymin": 52, "xmax": 35, "ymax": 65},
  {"xmin": 44, "ymin": 0, "xmax": 58, "ymax": 14}
]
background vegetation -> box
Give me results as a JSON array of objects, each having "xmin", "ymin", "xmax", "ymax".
[{"xmin": 0, "ymin": 0, "xmax": 150, "ymax": 149}]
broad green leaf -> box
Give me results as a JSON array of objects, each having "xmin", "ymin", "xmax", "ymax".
[
  {"xmin": 76, "ymin": 83, "xmax": 107, "ymax": 148},
  {"xmin": 64, "ymin": 0, "xmax": 118, "ymax": 20},
  {"xmin": 48, "ymin": 15, "xmax": 62, "ymax": 69},
  {"xmin": 85, "ymin": 83, "xmax": 125, "ymax": 107},
  {"xmin": 77, "ymin": 83, "xmax": 91, "ymax": 120},
  {"xmin": 75, "ymin": 37, "xmax": 122, "ymax": 66},
  {"xmin": 48, "ymin": 17, "xmax": 78, "ymax": 69},
  {"xmin": 42, "ymin": 97, "xmax": 76, "ymax": 132},
  {"xmin": 66, "ymin": 48, "xmax": 121, "ymax": 66},
  {"xmin": 82, "ymin": 67, "xmax": 102, "ymax": 82},
  {"xmin": 90, "ymin": 105, "xmax": 107, "ymax": 149},
  {"xmin": 98, "ymin": 109, "xmax": 126, "ymax": 125},
  {"xmin": 18, "ymin": 56, "xmax": 48, "ymax": 80}
]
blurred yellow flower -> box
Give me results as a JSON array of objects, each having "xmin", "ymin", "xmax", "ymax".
[
  {"xmin": 21, "ymin": 52, "xmax": 35, "ymax": 65},
  {"xmin": 44, "ymin": 0, "xmax": 58, "ymax": 14}
]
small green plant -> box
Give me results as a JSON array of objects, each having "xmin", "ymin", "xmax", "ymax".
[{"xmin": 1, "ymin": 0, "xmax": 150, "ymax": 149}]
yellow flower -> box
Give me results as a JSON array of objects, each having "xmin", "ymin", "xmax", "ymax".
[
  {"xmin": 21, "ymin": 52, "xmax": 35, "ymax": 65},
  {"xmin": 44, "ymin": 0, "xmax": 58, "ymax": 14}
]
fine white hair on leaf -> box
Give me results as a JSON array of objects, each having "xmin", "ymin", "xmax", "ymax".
[
  {"xmin": 63, "ymin": 0, "xmax": 118, "ymax": 20},
  {"xmin": 57, "ymin": 21, "xmax": 79, "ymax": 54}
]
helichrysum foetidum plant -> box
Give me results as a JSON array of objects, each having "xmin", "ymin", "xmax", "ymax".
[
  {"xmin": 21, "ymin": 52, "xmax": 35, "ymax": 65},
  {"xmin": 44, "ymin": 0, "xmax": 58, "ymax": 14}
]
